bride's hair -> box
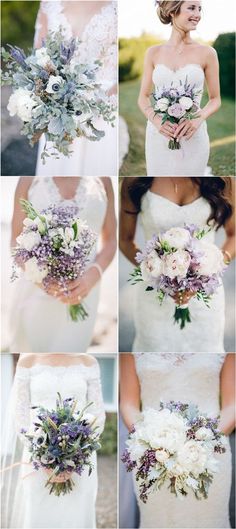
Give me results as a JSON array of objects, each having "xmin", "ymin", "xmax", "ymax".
[
  {"xmin": 156, "ymin": 1, "xmax": 184, "ymax": 25},
  {"xmin": 122, "ymin": 178, "xmax": 233, "ymax": 229}
]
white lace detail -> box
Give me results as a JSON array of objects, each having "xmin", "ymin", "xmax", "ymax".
[{"xmin": 13, "ymin": 368, "xmax": 31, "ymax": 436}]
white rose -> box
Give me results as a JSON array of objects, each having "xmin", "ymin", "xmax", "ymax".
[
  {"xmin": 46, "ymin": 75, "xmax": 64, "ymax": 94},
  {"xmin": 24, "ymin": 257, "xmax": 48, "ymax": 284},
  {"xmin": 196, "ymin": 241, "xmax": 225, "ymax": 276},
  {"xmin": 16, "ymin": 230, "xmax": 41, "ymax": 251},
  {"xmin": 179, "ymin": 96, "xmax": 193, "ymax": 110},
  {"xmin": 195, "ymin": 427, "xmax": 213, "ymax": 441},
  {"xmin": 35, "ymin": 48, "xmax": 54, "ymax": 68},
  {"xmin": 161, "ymin": 227, "xmax": 190, "ymax": 250},
  {"xmin": 155, "ymin": 97, "xmax": 169, "ymax": 112},
  {"xmin": 140, "ymin": 250, "xmax": 163, "ymax": 282},
  {"xmin": 7, "ymin": 88, "xmax": 37, "ymax": 122},
  {"xmin": 163, "ymin": 250, "xmax": 191, "ymax": 279},
  {"xmin": 155, "ymin": 449, "xmax": 170, "ymax": 463},
  {"xmin": 142, "ymin": 408, "xmax": 187, "ymax": 453},
  {"xmin": 177, "ymin": 440, "xmax": 208, "ymax": 476}
]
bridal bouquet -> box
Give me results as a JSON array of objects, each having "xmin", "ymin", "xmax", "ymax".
[
  {"xmin": 122, "ymin": 401, "xmax": 226, "ymax": 503},
  {"xmin": 130, "ymin": 225, "xmax": 226, "ymax": 329},
  {"xmin": 21, "ymin": 393, "xmax": 101, "ymax": 496},
  {"xmin": 152, "ymin": 76, "xmax": 200, "ymax": 150},
  {"xmin": 12, "ymin": 199, "xmax": 97, "ymax": 321},
  {"xmin": 1, "ymin": 31, "xmax": 116, "ymax": 162}
]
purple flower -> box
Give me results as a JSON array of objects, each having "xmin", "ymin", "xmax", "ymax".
[{"xmin": 168, "ymin": 103, "xmax": 185, "ymax": 119}]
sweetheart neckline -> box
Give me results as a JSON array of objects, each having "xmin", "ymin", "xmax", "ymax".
[
  {"xmin": 153, "ymin": 63, "xmax": 204, "ymax": 75},
  {"xmin": 147, "ymin": 190, "xmax": 204, "ymax": 208}
]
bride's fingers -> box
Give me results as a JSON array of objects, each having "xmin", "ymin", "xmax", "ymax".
[{"xmin": 176, "ymin": 124, "xmax": 191, "ymax": 140}]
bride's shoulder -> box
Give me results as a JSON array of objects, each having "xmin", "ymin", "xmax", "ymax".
[
  {"xmin": 145, "ymin": 44, "xmax": 163, "ymax": 63},
  {"xmin": 197, "ymin": 44, "xmax": 218, "ymax": 63},
  {"xmin": 76, "ymin": 354, "xmax": 98, "ymax": 368},
  {"xmin": 17, "ymin": 354, "xmax": 36, "ymax": 368}
]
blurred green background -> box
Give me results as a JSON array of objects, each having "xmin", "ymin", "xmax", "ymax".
[
  {"xmin": 1, "ymin": 1, "xmax": 39, "ymax": 50},
  {"xmin": 120, "ymin": 32, "xmax": 235, "ymax": 176},
  {"xmin": 99, "ymin": 413, "xmax": 117, "ymax": 456}
]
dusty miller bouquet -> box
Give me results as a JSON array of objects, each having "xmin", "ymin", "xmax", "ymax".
[
  {"xmin": 122, "ymin": 400, "xmax": 226, "ymax": 503},
  {"xmin": 1, "ymin": 31, "xmax": 117, "ymax": 162}
]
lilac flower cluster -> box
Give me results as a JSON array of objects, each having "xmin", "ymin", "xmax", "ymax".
[
  {"xmin": 131, "ymin": 224, "xmax": 226, "ymax": 329},
  {"xmin": 12, "ymin": 199, "xmax": 97, "ymax": 321},
  {"xmin": 122, "ymin": 401, "xmax": 227, "ymax": 503},
  {"xmin": 23, "ymin": 393, "xmax": 101, "ymax": 496},
  {"xmin": 152, "ymin": 76, "xmax": 201, "ymax": 150}
]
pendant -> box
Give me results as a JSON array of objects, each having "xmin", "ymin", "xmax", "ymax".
[{"xmin": 174, "ymin": 183, "xmax": 178, "ymax": 194}]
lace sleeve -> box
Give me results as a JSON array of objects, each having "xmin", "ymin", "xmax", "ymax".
[
  {"xmin": 86, "ymin": 363, "xmax": 106, "ymax": 435},
  {"xmin": 12, "ymin": 367, "xmax": 31, "ymax": 438}
]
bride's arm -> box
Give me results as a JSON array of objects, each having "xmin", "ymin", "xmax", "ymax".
[
  {"xmin": 137, "ymin": 47, "xmax": 177, "ymax": 140},
  {"xmin": 119, "ymin": 179, "xmax": 140, "ymax": 266},
  {"xmin": 120, "ymin": 354, "xmax": 141, "ymax": 432},
  {"xmin": 221, "ymin": 178, "xmax": 235, "ymax": 263},
  {"xmin": 218, "ymin": 354, "xmax": 235, "ymax": 435},
  {"xmin": 86, "ymin": 357, "xmax": 106, "ymax": 435}
]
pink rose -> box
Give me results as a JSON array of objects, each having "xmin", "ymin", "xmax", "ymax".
[{"xmin": 168, "ymin": 103, "xmax": 186, "ymax": 119}]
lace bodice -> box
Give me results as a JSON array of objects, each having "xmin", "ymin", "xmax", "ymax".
[
  {"xmin": 153, "ymin": 64, "xmax": 204, "ymax": 106},
  {"xmin": 134, "ymin": 353, "xmax": 226, "ymax": 416},
  {"xmin": 141, "ymin": 192, "xmax": 215, "ymax": 243},
  {"xmin": 14, "ymin": 362, "xmax": 105, "ymax": 436},
  {"xmin": 35, "ymin": 1, "xmax": 117, "ymax": 90},
  {"xmin": 28, "ymin": 177, "xmax": 107, "ymax": 234}
]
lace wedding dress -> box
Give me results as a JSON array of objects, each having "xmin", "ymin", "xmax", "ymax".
[
  {"xmin": 9, "ymin": 177, "xmax": 108, "ymax": 353},
  {"xmin": 34, "ymin": 1, "xmax": 117, "ymax": 176},
  {"xmin": 132, "ymin": 192, "xmax": 225, "ymax": 352},
  {"xmin": 2, "ymin": 361, "xmax": 105, "ymax": 528},
  {"xmin": 133, "ymin": 353, "xmax": 231, "ymax": 529},
  {"xmin": 145, "ymin": 64, "xmax": 210, "ymax": 176}
]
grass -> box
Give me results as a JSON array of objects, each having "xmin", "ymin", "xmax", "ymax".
[{"xmin": 119, "ymin": 78, "xmax": 235, "ymax": 176}]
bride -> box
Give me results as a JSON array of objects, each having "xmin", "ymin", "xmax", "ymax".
[
  {"xmin": 10, "ymin": 176, "xmax": 116, "ymax": 353},
  {"xmin": 34, "ymin": 1, "xmax": 117, "ymax": 176},
  {"xmin": 138, "ymin": 0, "xmax": 221, "ymax": 176},
  {"xmin": 120, "ymin": 352, "xmax": 235, "ymax": 528},
  {"xmin": 2, "ymin": 353, "xmax": 105, "ymax": 529},
  {"xmin": 119, "ymin": 177, "xmax": 235, "ymax": 352}
]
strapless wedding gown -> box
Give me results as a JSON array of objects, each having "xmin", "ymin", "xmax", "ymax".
[
  {"xmin": 34, "ymin": 1, "xmax": 118, "ymax": 177},
  {"xmin": 146, "ymin": 64, "xmax": 210, "ymax": 176},
  {"xmin": 132, "ymin": 192, "xmax": 225, "ymax": 353},
  {"xmin": 133, "ymin": 353, "xmax": 231, "ymax": 528},
  {"xmin": 9, "ymin": 178, "xmax": 108, "ymax": 353},
  {"xmin": 6, "ymin": 362, "xmax": 105, "ymax": 528}
]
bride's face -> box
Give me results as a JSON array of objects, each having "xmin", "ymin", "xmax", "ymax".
[{"xmin": 174, "ymin": 1, "xmax": 202, "ymax": 32}]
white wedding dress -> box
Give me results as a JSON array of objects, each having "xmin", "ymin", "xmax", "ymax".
[
  {"xmin": 2, "ymin": 361, "xmax": 105, "ymax": 528},
  {"xmin": 9, "ymin": 177, "xmax": 108, "ymax": 353},
  {"xmin": 34, "ymin": 1, "xmax": 118, "ymax": 176},
  {"xmin": 146, "ymin": 64, "xmax": 210, "ymax": 176},
  {"xmin": 132, "ymin": 192, "xmax": 225, "ymax": 353},
  {"xmin": 133, "ymin": 353, "xmax": 231, "ymax": 529}
]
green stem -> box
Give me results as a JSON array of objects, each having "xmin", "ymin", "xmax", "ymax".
[
  {"xmin": 174, "ymin": 306, "xmax": 191, "ymax": 329},
  {"xmin": 168, "ymin": 138, "xmax": 181, "ymax": 150},
  {"xmin": 69, "ymin": 303, "xmax": 88, "ymax": 322}
]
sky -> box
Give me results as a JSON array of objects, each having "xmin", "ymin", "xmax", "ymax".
[{"xmin": 119, "ymin": 0, "xmax": 236, "ymax": 42}]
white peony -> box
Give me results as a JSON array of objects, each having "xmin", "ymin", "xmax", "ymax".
[
  {"xmin": 35, "ymin": 47, "xmax": 54, "ymax": 68},
  {"xmin": 46, "ymin": 75, "xmax": 64, "ymax": 94},
  {"xmin": 163, "ymin": 249, "xmax": 191, "ymax": 279},
  {"xmin": 196, "ymin": 241, "xmax": 225, "ymax": 276},
  {"xmin": 155, "ymin": 449, "xmax": 170, "ymax": 463},
  {"xmin": 155, "ymin": 97, "xmax": 169, "ymax": 112},
  {"xmin": 141, "ymin": 408, "xmax": 187, "ymax": 453},
  {"xmin": 127, "ymin": 432, "xmax": 148, "ymax": 461},
  {"xmin": 7, "ymin": 88, "xmax": 37, "ymax": 122},
  {"xmin": 177, "ymin": 440, "xmax": 208, "ymax": 476},
  {"xmin": 24, "ymin": 257, "xmax": 48, "ymax": 284},
  {"xmin": 140, "ymin": 250, "xmax": 163, "ymax": 282},
  {"xmin": 179, "ymin": 96, "xmax": 193, "ymax": 110},
  {"xmin": 195, "ymin": 427, "xmax": 214, "ymax": 441},
  {"xmin": 161, "ymin": 227, "xmax": 190, "ymax": 250},
  {"xmin": 16, "ymin": 231, "xmax": 41, "ymax": 251}
]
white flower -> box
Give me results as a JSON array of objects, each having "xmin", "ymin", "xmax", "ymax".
[
  {"xmin": 195, "ymin": 427, "xmax": 213, "ymax": 441},
  {"xmin": 161, "ymin": 227, "xmax": 190, "ymax": 250},
  {"xmin": 46, "ymin": 75, "xmax": 64, "ymax": 94},
  {"xmin": 16, "ymin": 230, "xmax": 41, "ymax": 251},
  {"xmin": 35, "ymin": 47, "xmax": 54, "ymax": 68},
  {"xmin": 74, "ymin": 219, "xmax": 88, "ymax": 239},
  {"xmin": 196, "ymin": 241, "xmax": 225, "ymax": 276},
  {"xmin": 126, "ymin": 432, "xmax": 148, "ymax": 461},
  {"xmin": 23, "ymin": 218, "xmax": 35, "ymax": 228},
  {"xmin": 64, "ymin": 227, "xmax": 75, "ymax": 244},
  {"xmin": 179, "ymin": 96, "xmax": 193, "ymax": 110},
  {"xmin": 141, "ymin": 408, "xmax": 187, "ymax": 453},
  {"xmin": 83, "ymin": 413, "xmax": 96, "ymax": 425},
  {"xmin": 177, "ymin": 440, "xmax": 208, "ymax": 476},
  {"xmin": 163, "ymin": 250, "xmax": 191, "ymax": 279},
  {"xmin": 155, "ymin": 97, "xmax": 169, "ymax": 112},
  {"xmin": 24, "ymin": 257, "xmax": 48, "ymax": 284},
  {"xmin": 155, "ymin": 449, "xmax": 170, "ymax": 463},
  {"xmin": 140, "ymin": 250, "xmax": 163, "ymax": 282},
  {"xmin": 41, "ymin": 454, "xmax": 55, "ymax": 465},
  {"xmin": 33, "ymin": 216, "xmax": 47, "ymax": 235},
  {"xmin": 33, "ymin": 428, "xmax": 47, "ymax": 446},
  {"xmin": 7, "ymin": 88, "xmax": 37, "ymax": 122}
]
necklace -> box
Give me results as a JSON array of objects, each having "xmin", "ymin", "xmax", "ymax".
[{"xmin": 171, "ymin": 178, "xmax": 189, "ymax": 194}]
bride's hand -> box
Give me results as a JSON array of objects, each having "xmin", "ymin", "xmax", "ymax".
[
  {"xmin": 172, "ymin": 290, "xmax": 195, "ymax": 305},
  {"xmin": 44, "ymin": 469, "xmax": 71, "ymax": 483},
  {"xmin": 152, "ymin": 115, "xmax": 178, "ymax": 139},
  {"xmin": 174, "ymin": 114, "xmax": 204, "ymax": 141},
  {"xmin": 55, "ymin": 267, "xmax": 100, "ymax": 305}
]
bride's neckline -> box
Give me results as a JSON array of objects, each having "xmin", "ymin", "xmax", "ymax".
[
  {"xmin": 51, "ymin": 177, "xmax": 83, "ymax": 201},
  {"xmin": 147, "ymin": 190, "xmax": 203, "ymax": 208},
  {"xmin": 61, "ymin": 1, "xmax": 113, "ymax": 39},
  {"xmin": 153, "ymin": 63, "xmax": 204, "ymax": 74}
]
